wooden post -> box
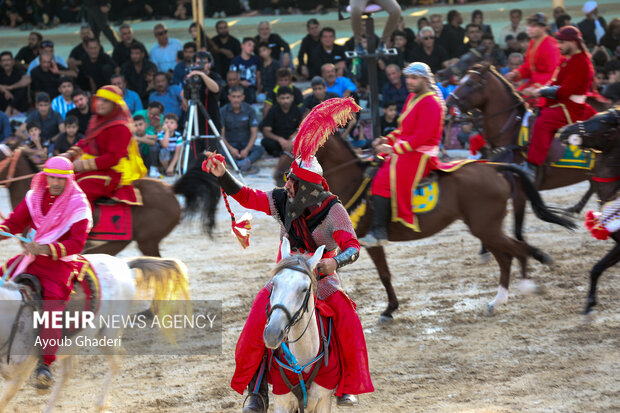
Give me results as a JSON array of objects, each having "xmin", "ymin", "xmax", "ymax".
[
  {"xmin": 192, "ymin": 0, "xmax": 205, "ymax": 49},
  {"xmin": 365, "ymin": 17, "xmax": 381, "ymax": 141},
  {"xmin": 552, "ymin": 0, "xmax": 565, "ymax": 9}
]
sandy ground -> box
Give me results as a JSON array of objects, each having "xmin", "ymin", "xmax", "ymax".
[{"xmin": 1, "ymin": 162, "xmax": 618, "ymax": 413}]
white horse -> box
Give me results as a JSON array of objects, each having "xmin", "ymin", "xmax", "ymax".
[
  {"xmin": 0, "ymin": 253, "xmax": 189, "ymax": 413},
  {"xmin": 263, "ymin": 238, "xmax": 335, "ymax": 413}
]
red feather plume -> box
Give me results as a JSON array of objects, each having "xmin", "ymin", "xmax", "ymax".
[{"xmin": 294, "ymin": 97, "xmax": 362, "ymax": 162}]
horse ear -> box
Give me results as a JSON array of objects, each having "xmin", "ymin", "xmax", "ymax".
[
  {"xmin": 307, "ymin": 245, "xmax": 325, "ymax": 270},
  {"xmin": 280, "ymin": 237, "xmax": 291, "ymax": 259}
]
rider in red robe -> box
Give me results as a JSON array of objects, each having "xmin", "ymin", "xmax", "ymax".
[
  {"xmin": 521, "ymin": 26, "xmax": 595, "ymax": 176},
  {"xmin": 64, "ymin": 85, "xmax": 145, "ymax": 209},
  {"xmin": 360, "ymin": 62, "xmax": 444, "ymax": 246},
  {"xmin": 0, "ymin": 156, "xmax": 91, "ymax": 389},
  {"xmin": 206, "ymin": 98, "xmax": 373, "ymax": 412},
  {"xmin": 506, "ymin": 13, "xmax": 561, "ymax": 104}
]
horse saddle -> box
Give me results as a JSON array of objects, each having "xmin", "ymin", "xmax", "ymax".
[
  {"xmin": 89, "ymin": 201, "xmax": 133, "ymax": 241},
  {"xmin": 518, "ymin": 110, "xmax": 594, "ymax": 169},
  {"xmin": 12, "ymin": 259, "xmax": 101, "ymax": 338}
]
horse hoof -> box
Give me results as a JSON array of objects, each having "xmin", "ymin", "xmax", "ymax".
[
  {"xmin": 580, "ymin": 310, "xmax": 596, "ymax": 324},
  {"xmin": 485, "ymin": 303, "xmax": 496, "ymax": 316},
  {"xmin": 378, "ymin": 314, "xmax": 393, "ymax": 324},
  {"xmin": 478, "ymin": 251, "xmax": 492, "ymax": 265}
]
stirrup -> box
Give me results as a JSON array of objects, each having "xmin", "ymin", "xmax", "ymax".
[
  {"xmin": 359, "ymin": 232, "xmax": 388, "ymax": 247},
  {"xmin": 34, "ymin": 363, "xmax": 54, "ymax": 390},
  {"xmin": 242, "ymin": 392, "xmax": 268, "ymax": 413},
  {"xmin": 337, "ymin": 393, "xmax": 359, "ymax": 406}
]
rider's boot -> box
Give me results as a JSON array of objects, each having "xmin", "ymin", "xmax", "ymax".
[
  {"xmin": 34, "ymin": 361, "xmax": 54, "ymax": 390},
  {"xmin": 242, "ymin": 362, "xmax": 268, "ymax": 413},
  {"xmin": 337, "ymin": 393, "xmax": 359, "ymax": 406},
  {"xmin": 359, "ymin": 195, "xmax": 390, "ymax": 247}
]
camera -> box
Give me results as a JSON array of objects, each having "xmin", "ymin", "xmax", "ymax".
[{"xmin": 183, "ymin": 51, "xmax": 213, "ymax": 91}]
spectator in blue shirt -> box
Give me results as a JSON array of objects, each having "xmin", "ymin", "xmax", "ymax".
[
  {"xmin": 0, "ymin": 111, "xmax": 11, "ymax": 142},
  {"xmin": 381, "ymin": 64, "xmax": 408, "ymax": 112},
  {"xmin": 230, "ymin": 37, "xmax": 262, "ymax": 104},
  {"xmin": 149, "ymin": 72, "xmax": 183, "ymax": 118},
  {"xmin": 110, "ymin": 73, "xmax": 143, "ymax": 114},
  {"xmin": 173, "ymin": 42, "xmax": 197, "ymax": 85},
  {"xmin": 51, "ymin": 77, "xmax": 75, "ymax": 119},
  {"xmin": 321, "ymin": 63, "xmax": 357, "ymax": 98},
  {"xmin": 150, "ymin": 23, "xmax": 183, "ymax": 73},
  {"xmin": 27, "ymin": 40, "xmax": 67, "ymax": 75}
]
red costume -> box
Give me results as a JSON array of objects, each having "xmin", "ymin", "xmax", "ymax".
[
  {"xmin": 229, "ymin": 186, "xmax": 373, "ymax": 397},
  {"xmin": 67, "ymin": 86, "xmax": 144, "ymax": 208},
  {"xmin": 0, "ymin": 157, "xmax": 91, "ymax": 366},
  {"xmin": 220, "ymin": 98, "xmax": 373, "ymax": 403},
  {"xmin": 514, "ymin": 35, "xmax": 561, "ymax": 92},
  {"xmin": 527, "ymin": 28, "xmax": 595, "ymax": 166},
  {"xmin": 371, "ymin": 91, "xmax": 444, "ymax": 231}
]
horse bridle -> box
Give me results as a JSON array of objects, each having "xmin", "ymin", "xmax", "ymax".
[{"xmin": 266, "ymin": 265, "xmax": 316, "ymax": 345}]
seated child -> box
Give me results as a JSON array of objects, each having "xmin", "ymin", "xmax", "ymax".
[
  {"xmin": 20, "ymin": 121, "xmax": 47, "ymax": 163},
  {"xmin": 157, "ymin": 113, "xmax": 183, "ymax": 177},
  {"xmin": 380, "ymin": 101, "xmax": 398, "ymax": 136},
  {"xmin": 133, "ymin": 114, "xmax": 158, "ymax": 171},
  {"xmin": 53, "ymin": 115, "xmax": 83, "ymax": 155}
]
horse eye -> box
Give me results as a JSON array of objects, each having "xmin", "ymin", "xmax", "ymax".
[{"xmin": 465, "ymin": 81, "xmax": 473, "ymax": 87}]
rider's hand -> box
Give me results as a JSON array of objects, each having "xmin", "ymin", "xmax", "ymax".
[
  {"xmin": 73, "ymin": 159, "xmax": 85, "ymax": 173},
  {"xmin": 316, "ymin": 258, "xmax": 337, "ymax": 275},
  {"xmin": 21, "ymin": 241, "xmax": 49, "ymax": 256},
  {"xmin": 376, "ymin": 144, "xmax": 393, "ymax": 155},
  {"xmin": 205, "ymin": 155, "xmax": 226, "ymax": 177},
  {"xmin": 505, "ymin": 71, "xmax": 516, "ymax": 81}
]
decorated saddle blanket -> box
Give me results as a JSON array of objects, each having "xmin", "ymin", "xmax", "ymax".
[
  {"xmin": 268, "ymin": 300, "xmax": 340, "ymax": 395},
  {"xmin": 88, "ymin": 202, "xmax": 133, "ymax": 241},
  {"xmin": 518, "ymin": 110, "xmax": 594, "ymax": 170}
]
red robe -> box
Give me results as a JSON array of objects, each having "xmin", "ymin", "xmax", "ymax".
[
  {"xmin": 516, "ymin": 36, "xmax": 561, "ymax": 91},
  {"xmin": 527, "ymin": 51, "xmax": 595, "ymax": 165},
  {"xmin": 371, "ymin": 91, "xmax": 443, "ymax": 231},
  {"xmin": 72, "ymin": 124, "xmax": 140, "ymax": 206},
  {"xmin": 229, "ymin": 186, "xmax": 373, "ymax": 397},
  {"xmin": 0, "ymin": 191, "xmax": 89, "ymax": 364}
]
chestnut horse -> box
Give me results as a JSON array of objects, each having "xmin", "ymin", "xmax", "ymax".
[
  {"xmin": 0, "ymin": 145, "xmax": 220, "ymax": 256},
  {"xmin": 446, "ymin": 63, "xmax": 595, "ymax": 257},
  {"xmin": 559, "ymin": 107, "xmax": 620, "ymax": 314},
  {"xmin": 315, "ymin": 134, "xmax": 575, "ymax": 320}
]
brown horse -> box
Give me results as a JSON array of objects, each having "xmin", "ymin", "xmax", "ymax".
[
  {"xmin": 446, "ymin": 63, "xmax": 594, "ymax": 256},
  {"xmin": 315, "ymin": 134, "xmax": 575, "ymax": 321},
  {"xmin": 0, "ymin": 146, "xmax": 220, "ymax": 256},
  {"xmin": 559, "ymin": 107, "xmax": 620, "ymax": 314}
]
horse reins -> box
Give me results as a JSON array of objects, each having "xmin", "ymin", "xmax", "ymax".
[{"xmin": 0, "ymin": 149, "xmax": 37, "ymax": 187}]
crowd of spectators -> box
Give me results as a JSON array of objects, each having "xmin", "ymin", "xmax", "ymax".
[{"xmin": 0, "ymin": 2, "xmax": 618, "ymax": 175}]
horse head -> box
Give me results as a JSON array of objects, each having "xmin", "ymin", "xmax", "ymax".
[
  {"xmin": 558, "ymin": 107, "xmax": 620, "ymax": 152},
  {"xmin": 436, "ymin": 45, "xmax": 486, "ymax": 84},
  {"xmin": 263, "ymin": 238, "xmax": 325, "ymax": 349},
  {"xmin": 446, "ymin": 62, "xmax": 493, "ymax": 112}
]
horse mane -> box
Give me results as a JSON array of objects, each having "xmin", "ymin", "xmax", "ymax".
[
  {"xmin": 324, "ymin": 133, "xmax": 363, "ymax": 163},
  {"xmin": 270, "ymin": 254, "xmax": 318, "ymax": 292},
  {"xmin": 472, "ymin": 62, "xmax": 525, "ymax": 112}
]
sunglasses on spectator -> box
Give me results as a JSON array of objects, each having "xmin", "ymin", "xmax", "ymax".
[
  {"xmin": 41, "ymin": 41, "xmax": 54, "ymax": 48},
  {"xmin": 155, "ymin": 30, "xmax": 168, "ymax": 36},
  {"xmin": 422, "ymin": 36, "xmax": 434, "ymax": 40}
]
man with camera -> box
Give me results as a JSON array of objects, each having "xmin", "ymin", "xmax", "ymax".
[{"xmin": 181, "ymin": 51, "xmax": 223, "ymax": 160}]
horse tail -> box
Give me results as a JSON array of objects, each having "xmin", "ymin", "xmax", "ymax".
[
  {"xmin": 127, "ymin": 256, "xmax": 191, "ymax": 343},
  {"xmin": 494, "ymin": 164, "xmax": 577, "ymax": 230},
  {"xmin": 173, "ymin": 161, "xmax": 222, "ymax": 237}
]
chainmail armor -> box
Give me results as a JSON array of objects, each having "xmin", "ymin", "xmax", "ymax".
[{"xmin": 266, "ymin": 192, "xmax": 358, "ymax": 299}]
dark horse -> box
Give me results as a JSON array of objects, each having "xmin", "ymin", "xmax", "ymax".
[
  {"xmin": 315, "ymin": 134, "xmax": 575, "ymax": 320},
  {"xmin": 558, "ymin": 106, "xmax": 620, "ymax": 314},
  {"xmin": 0, "ymin": 146, "xmax": 220, "ymax": 256},
  {"xmin": 447, "ymin": 63, "xmax": 595, "ymax": 258}
]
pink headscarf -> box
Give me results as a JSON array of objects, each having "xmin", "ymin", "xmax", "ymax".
[{"xmin": 14, "ymin": 157, "xmax": 92, "ymax": 276}]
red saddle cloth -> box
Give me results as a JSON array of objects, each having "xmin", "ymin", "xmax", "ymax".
[
  {"xmin": 88, "ymin": 202, "xmax": 133, "ymax": 241},
  {"xmin": 64, "ymin": 256, "xmax": 102, "ymax": 336},
  {"xmin": 268, "ymin": 300, "xmax": 341, "ymax": 395}
]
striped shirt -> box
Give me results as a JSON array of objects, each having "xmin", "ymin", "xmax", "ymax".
[{"xmin": 51, "ymin": 95, "xmax": 75, "ymax": 119}]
